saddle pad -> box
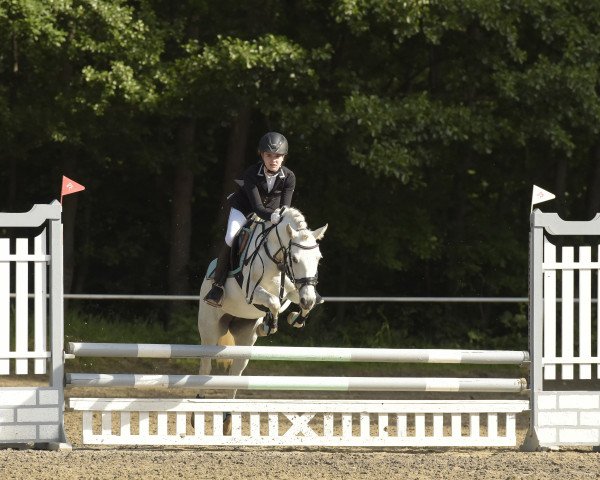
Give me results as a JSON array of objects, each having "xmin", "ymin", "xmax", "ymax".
[
  {"xmin": 205, "ymin": 258, "xmax": 218, "ymax": 280},
  {"xmin": 204, "ymin": 257, "xmax": 244, "ymax": 281}
]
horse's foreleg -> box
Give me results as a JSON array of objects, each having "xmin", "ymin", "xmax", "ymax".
[
  {"xmin": 248, "ymin": 286, "xmax": 281, "ymax": 317},
  {"xmin": 250, "ymin": 286, "xmax": 282, "ymax": 335}
]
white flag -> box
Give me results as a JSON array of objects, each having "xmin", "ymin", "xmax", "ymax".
[{"xmin": 531, "ymin": 185, "xmax": 556, "ymax": 212}]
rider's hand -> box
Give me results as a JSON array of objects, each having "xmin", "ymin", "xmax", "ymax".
[{"xmin": 270, "ymin": 210, "xmax": 281, "ymax": 224}]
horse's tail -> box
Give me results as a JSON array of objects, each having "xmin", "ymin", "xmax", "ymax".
[{"xmin": 216, "ymin": 329, "xmax": 235, "ymax": 372}]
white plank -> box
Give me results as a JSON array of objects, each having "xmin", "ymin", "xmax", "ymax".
[
  {"xmin": 15, "ymin": 238, "xmax": 29, "ymax": 374},
  {"xmin": 78, "ymin": 433, "xmax": 521, "ymax": 447},
  {"xmin": 562, "ymin": 246, "xmax": 574, "ymax": 380},
  {"xmin": 506, "ymin": 413, "xmax": 516, "ymax": 442},
  {"xmin": 193, "ymin": 412, "xmax": 205, "ymax": 437},
  {"xmin": 176, "ymin": 413, "xmax": 186, "ymax": 436},
  {"xmin": 139, "ymin": 411, "xmax": 150, "ymax": 437},
  {"xmin": 396, "ymin": 414, "xmax": 407, "ymax": 437},
  {"xmin": 157, "ymin": 412, "xmax": 168, "ymax": 436},
  {"xmin": 121, "ymin": 412, "xmax": 131, "ymax": 436},
  {"xmin": 415, "ymin": 414, "xmax": 425, "ymax": 438},
  {"xmin": 82, "ymin": 411, "xmax": 94, "ymax": 442},
  {"xmin": 212, "ymin": 413, "xmax": 223, "ymax": 437},
  {"xmin": 69, "ymin": 398, "xmax": 530, "ymax": 414},
  {"xmin": 341, "ymin": 413, "xmax": 352, "ymax": 439},
  {"xmin": 323, "ymin": 413, "xmax": 334, "ymax": 438},
  {"xmin": 487, "ymin": 413, "xmax": 498, "ymax": 439},
  {"xmin": 250, "ymin": 413, "xmax": 260, "ymax": 437},
  {"xmin": 0, "ymin": 238, "xmax": 9, "ymax": 374},
  {"xmin": 469, "ymin": 414, "xmax": 480, "ymax": 438},
  {"xmin": 33, "ymin": 231, "xmax": 47, "ymax": 374},
  {"xmin": 451, "ymin": 413, "xmax": 461, "ymax": 438},
  {"xmin": 543, "ymin": 261, "xmax": 600, "ymax": 269},
  {"xmin": 268, "ymin": 413, "xmax": 278, "ymax": 437},
  {"xmin": 579, "ymin": 247, "xmax": 592, "ymax": 379},
  {"xmin": 102, "ymin": 412, "xmax": 112, "ymax": 436},
  {"xmin": 231, "ymin": 412, "xmax": 242, "ymax": 437},
  {"xmin": 543, "ymin": 238, "xmax": 557, "ymax": 380},
  {"xmin": 360, "ymin": 413, "xmax": 370, "ymax": 438}
]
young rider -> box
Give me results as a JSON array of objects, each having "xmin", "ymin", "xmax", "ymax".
[{"xmin": 203, "ymin": 131, "xmax": 296, "ymax": 307}]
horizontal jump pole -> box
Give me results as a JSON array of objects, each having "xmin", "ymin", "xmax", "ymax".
[
  {"xmin": 67, "ymin": 373, "xmax": 528, "ymax": 393},
  {"xmin": 67, "ymin": 342, "xmax": 530, "ymax": 365}
]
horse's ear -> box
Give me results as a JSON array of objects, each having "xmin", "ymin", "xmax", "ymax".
[
  {"xmin": 312, "ymin": 224, "xmax": 328, "ymax": 241},
  {"xmin": 286, "ymin": 223, "xmax": 299, "ymax": 239}
]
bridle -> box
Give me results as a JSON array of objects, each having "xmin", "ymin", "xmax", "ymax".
[
  {"xmin": 270, "ymin": 223, "xmax": 319, "ymax": 291},
  {"xmin": 244, "ymin": 215, "xmax": 319, "ymax": 306}
]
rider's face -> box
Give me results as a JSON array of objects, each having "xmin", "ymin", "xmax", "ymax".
[{"xmin": 261, "ymin": 152, "xmax": 285, "ymax": 173}]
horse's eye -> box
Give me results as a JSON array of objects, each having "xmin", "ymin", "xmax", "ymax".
[{"xmin": 293, "ymin": 255, "xmax": 299, "ymax": 263}]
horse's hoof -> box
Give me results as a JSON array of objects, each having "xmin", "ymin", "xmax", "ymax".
[
  {"xmin": 257, "ymin": 323, "xmax": 269, "ymax": 337},
  {"xmin": 287, "ymin": 311, "xmax": 305, "ymax": 328}
]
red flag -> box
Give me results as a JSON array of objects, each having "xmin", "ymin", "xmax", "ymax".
[{"xmin": 61, "ymin": 176, "xmax": 85, "ymax": 203}]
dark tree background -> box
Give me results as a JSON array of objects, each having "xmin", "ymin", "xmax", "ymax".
[{"xmin": 1, "ymin": 0, "xmax": 599, "ymax": 347}]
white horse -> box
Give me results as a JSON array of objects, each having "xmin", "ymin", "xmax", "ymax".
[{"xmin": 197, "ymin": 207, "xmax": 327, "ymax": 387}]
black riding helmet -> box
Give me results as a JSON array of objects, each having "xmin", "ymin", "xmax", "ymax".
[{"xmin": 258, "ymin": 132, "xmax": 288, "ymax": 155}]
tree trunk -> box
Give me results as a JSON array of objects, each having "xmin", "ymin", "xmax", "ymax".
[
  {"xmin": 167, "ymin": 118, "xmax": 196, "ymax": 301},
  {"xmin": 586, "ymin": 144, "xmax": 600, "ymax": 219},
  {"xmin": 213, "ymin": 106, "xmax": 252, "ymax": 250}
]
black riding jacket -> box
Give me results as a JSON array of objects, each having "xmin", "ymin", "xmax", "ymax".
[{"xmin": 229, "ymin": 162, "xmax": 296, "ymax": 221}]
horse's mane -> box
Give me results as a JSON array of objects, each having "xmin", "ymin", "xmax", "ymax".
[{"xmin": 282, "ymin": 207, "xmax": 308, "ymax": 231}]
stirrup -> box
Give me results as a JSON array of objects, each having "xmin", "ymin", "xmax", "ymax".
[{"xmin": 203, "ymin": 284, "xmax": 224, "ymax": 307}]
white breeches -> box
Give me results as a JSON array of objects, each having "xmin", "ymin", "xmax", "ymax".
[{"xmin": 225, "ymin": 208, "xmax": 247, "ymax": 247}]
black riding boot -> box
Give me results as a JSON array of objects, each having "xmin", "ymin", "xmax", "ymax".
[{"xmin": 203, "ymin": 244, "xmax": 232, "ymax": 307}]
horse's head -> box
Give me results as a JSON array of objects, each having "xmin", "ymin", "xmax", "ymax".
[{"xmin": 279, "ymin": 208, "xmax": 327, "ymax": 311}]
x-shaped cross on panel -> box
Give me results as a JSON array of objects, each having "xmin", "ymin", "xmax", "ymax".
[{"xmin": 282, "ymin": 413, "xmax": 317, "ymax": 438}]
